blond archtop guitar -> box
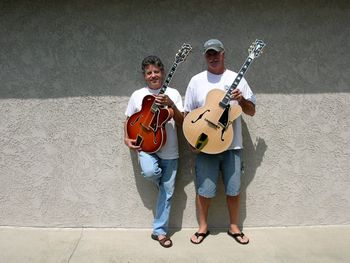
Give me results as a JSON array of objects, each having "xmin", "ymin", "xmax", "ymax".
[
  {"xmin": 127, "ymin": 43, "xmax": 192, "ymax": 153},
  {"xmin": 183, "ymin": 40, "xmax": 265, "ymax": 154}
]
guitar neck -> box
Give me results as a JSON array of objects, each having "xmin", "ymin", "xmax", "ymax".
[
  {"xmin": 219, "ymin": 56, "xmax": 254, "ymax": 107},
  {"xmin": 158, "ymin": 62, "xmax": 179, "ymax": 95},
  {"xmin": 150, "ymin": 62, "xmax": 178, "ymax": 112}
]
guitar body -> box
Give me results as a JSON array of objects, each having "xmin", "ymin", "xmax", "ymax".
[
  {"xmin": 125, "ymin": 43, "xmax": 192, "ymax": 153},
  {"xmin": 183, "ymin": 89, "xmax": 242, "ymax": 154},
  {"xmin": 127, "ymin": 95, "xmax": 171, "ymax": 153},
  {"xmin": 183, "ymin": 39, "xmax": 265, "ymax": 154}
]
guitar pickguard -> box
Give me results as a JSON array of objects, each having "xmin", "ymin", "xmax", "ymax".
[
  {"xmin": 218, "ymin": 106, "xmax": 230, "ymax": 128},
  {"xmin": 149, "ymin": 109, "xmax": 160, "ymax": 132}
]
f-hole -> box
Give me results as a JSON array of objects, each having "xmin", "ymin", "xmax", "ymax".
[{"xmin": 191, "ymin": 109, "xmax": 210, "ymax": 123}]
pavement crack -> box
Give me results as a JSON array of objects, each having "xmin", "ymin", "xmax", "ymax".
[{"xmin": 67, "ymin": 228, "xmax": 83, "ymax": 263}]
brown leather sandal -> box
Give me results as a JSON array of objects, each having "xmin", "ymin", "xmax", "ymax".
[{"xmin": 151, "ymin": 234, "xmax": 173, "ymax": 248}]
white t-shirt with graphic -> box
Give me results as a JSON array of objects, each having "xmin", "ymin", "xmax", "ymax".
[
  {"xmin": 125, "ymin": 87, "xmax": 184, "ymax": 159},
  {"xmin": 184, "ymin": 70, "xmax": 256, "ymax": 149}
]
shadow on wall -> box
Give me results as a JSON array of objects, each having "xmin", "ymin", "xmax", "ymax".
[
  {"xmin": 202, "ymin": 119, "xmax": 267, "ymax": 229},
  {"xmin": 129, "ymin": 119, "xmax": 267, "ymax": 230},
  {"xmin": 129, "ymin": 127, "xmax": 194, "ymax": 230},
  {"xmin": 240, "ymin": 119, "xmax": 267, "ymax": 227},
  {"xmin": 1, "ymin": 1, "xmax": 349, "ymax": 99},
  {"xmin": 130, "ymin": 150, "xmax": 158, "ymax": 215},
  {"xmin": 168, "ymin": 132, "xmax": 195, "ymax": 231}
]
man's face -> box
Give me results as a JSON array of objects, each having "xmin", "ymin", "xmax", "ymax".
[
  {"xmin": 205, "ymin": 50, "xmax": 225, "ymax": 74},
  {"xmin": 144, "ymin": 64, "xmax": 164, "ymax": 90}
]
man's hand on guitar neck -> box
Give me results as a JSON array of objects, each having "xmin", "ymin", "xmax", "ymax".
[
  {"xmin": 231, "ymin": 88, "xmax": 243, "ymax": 102},
  {"xmin": 154, "ymin": 94, "xmax": 173, "ymax": 108}
]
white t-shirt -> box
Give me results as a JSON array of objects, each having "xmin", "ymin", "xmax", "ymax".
[
  {"xmin": 184, "ymin": 70, "xmax": 256, "ymax": 149},
  {"xmin": 125, "ymin": 86, "xmax": 184, "ymax": 159}
]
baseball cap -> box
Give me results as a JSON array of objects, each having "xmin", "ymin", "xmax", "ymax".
[{"xmin": 203, "ymin": 39, "xmax": 225, "ymax": 54}]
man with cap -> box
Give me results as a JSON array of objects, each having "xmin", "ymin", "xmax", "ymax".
[{"xmin": 184, "ymin": 39, "xmax": 256, "ymax": 245}]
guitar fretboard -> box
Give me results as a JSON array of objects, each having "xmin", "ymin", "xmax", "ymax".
[
  {"xmin": 219, "ymin": 57, "xmax": 254, "ymax": 108},
  {"xmin": 159, "ymin": 63, "xmax": 178, "ymax": 95},
  {"xmin": 151, "ymin": 62, "xmax": 178, "ymax": 112}
]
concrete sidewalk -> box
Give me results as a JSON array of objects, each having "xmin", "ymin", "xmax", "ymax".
[{"xmin": 0, "ymin": 226, "xmax": 349, "ymax": 263}]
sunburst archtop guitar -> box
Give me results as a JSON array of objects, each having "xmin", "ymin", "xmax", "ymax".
[
  {"xmin": 183, "ymin": 40, "xmax": 266, "ymax": 154},
  {"xmin": 127, "ymin": 43, "xmax": 192, "ymax": 153}
]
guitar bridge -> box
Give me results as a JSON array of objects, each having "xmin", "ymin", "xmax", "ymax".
[{"xmin": 204, "ymin": 118, "xmax": 220, "ymax": 129}]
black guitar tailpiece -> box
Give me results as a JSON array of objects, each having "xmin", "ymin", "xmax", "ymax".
[{"xmin": 195, "ymin": 133, "xmax": 208, "ymax": 150}]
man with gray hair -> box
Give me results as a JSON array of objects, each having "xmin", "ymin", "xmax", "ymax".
[{"xmin": 184, "ymin": 39, "xmax": 256, "ymax": 245}]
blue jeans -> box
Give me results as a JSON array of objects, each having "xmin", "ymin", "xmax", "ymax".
[{"xmin": 138, "ymin": 151, "xmax": 178, "ymax": 236}]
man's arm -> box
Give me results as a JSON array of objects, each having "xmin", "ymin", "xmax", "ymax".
[
  {"xmin": 239, "ymin": 97, "xmax": 255, "ymax": 116},
  {"xmin": 232, "ymin": 89, "xmax": 255, "ymax": 116},
  {"xmin": 169, "ymin": 102, "xmax": 184, "ymax": 126},
  {"xmin": 124, "ymin": 117, "xmax": 141, "ymax": 151}
]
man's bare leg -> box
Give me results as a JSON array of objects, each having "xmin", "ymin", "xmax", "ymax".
[
  {"xmin": 191, "ymin": 194, "xmax": 211, "ymax": 243},
  {"xmin": 227, "ymin": 195, "xmax": 249, "ymax": 243}
]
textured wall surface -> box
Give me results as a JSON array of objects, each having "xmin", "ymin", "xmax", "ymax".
[{"xmin": 0, "ymin": 0, "xmax": 349, "ymax": 228}]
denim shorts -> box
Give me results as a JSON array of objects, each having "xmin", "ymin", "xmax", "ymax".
[{"xmin": 195, "ymin": 149, "xmax": 243, "ymax": 198}]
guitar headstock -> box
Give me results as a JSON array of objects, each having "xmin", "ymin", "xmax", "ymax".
[
  {"xmin": 248, "ymin": 39, "xmax": 266, "ymax": 59},
  {"xmin": 175, "ymin": 43, "xmax": 192, "ymax": 64}
]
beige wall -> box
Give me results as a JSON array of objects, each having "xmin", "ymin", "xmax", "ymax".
[{"xmin": 0, "ymin": 0, "xmax": 349, "ymax": 228}]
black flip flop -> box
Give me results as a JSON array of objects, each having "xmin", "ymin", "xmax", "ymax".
[
  {"xmin": 190, "ymin": 231, "xmax": 210, "ymax": 244},
  {"xmin": 227, "ymin": 231, "xmax": 249, "ymax": 245},
  {"xmin": 151, "ymin": 234, "xmax": 173, "ymax": 248}
]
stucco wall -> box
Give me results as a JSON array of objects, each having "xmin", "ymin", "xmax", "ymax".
[{"xmin": 0, "ymin": 0, "xmax": 349, "ymax": 228}]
